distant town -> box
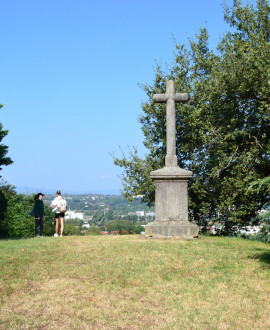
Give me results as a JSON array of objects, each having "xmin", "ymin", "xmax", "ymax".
[{"xmin": 43, "ymin": 193, "xmax": 155, "ymax": 230}]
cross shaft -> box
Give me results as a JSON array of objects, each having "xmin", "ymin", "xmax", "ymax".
[{"xmin": 153, "ymin": 80, "xmax": 188, "ymax": 166}]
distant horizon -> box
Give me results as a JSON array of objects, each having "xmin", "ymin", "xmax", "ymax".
[{"xmin": 15, "ymin": 185, "xmax": 121, "ymax": 196}]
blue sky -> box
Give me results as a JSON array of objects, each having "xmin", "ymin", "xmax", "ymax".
[{"xmin": 0, "ymin": 0, "xmax": 257, "ymax": 194}]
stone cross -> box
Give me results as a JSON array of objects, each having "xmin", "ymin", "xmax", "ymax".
[{"xmin": 153, "ymin": 80, "xmax": 188, "ymax": 167}]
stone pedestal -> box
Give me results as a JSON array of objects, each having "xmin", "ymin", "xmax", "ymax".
[{"xmin": 145, "ymin": 166, "xmax": 198, "ymax": 238}]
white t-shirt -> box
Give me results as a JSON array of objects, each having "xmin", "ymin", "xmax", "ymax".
[{"xmin": 51, "ymin": 196, "xmax": 63, "ymax": 213}]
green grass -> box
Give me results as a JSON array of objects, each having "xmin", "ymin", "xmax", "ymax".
[{"xmin": 0, "ymin": 235, "xmax": 270, "ymax": 329}]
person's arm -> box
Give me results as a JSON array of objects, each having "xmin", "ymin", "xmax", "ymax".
[
  {"xmin": 50, "ymin": 198, "xmax": 57, "ymax": 208},
  {"xmin": 50, "ymin": 198, "xmax": 59, "ymax": 212}
]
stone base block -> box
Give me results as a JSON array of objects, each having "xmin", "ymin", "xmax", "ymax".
[{"xmin": 145, "ymin": 220, "xmax": 198, "ymax": 238}]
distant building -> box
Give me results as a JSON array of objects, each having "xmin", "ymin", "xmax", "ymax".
[
  {"xmin": 65, "ymin": 210, "xmax": 84, "ymax": 220},
  {"xmin": 135, "ymin": 211, "xmax": 145, "ymax": 217}
]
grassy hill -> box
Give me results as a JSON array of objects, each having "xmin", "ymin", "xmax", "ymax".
[{"xmin": 0, "ymin": 235, "xmax": 270, "ymax": 329}]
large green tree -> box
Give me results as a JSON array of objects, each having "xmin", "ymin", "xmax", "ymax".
[
  {"xmin": 0, "ymin": 104, "xmax": 12, "ymax": 176},
  {"xmin": 114, "ymin": 0, "xmax": 270, "ymax": 226},
  {"xmin": 0, "ymin": 104, "xmax": 13, "ymax": 235}
]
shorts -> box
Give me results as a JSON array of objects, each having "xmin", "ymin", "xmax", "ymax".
[{"xmin": 55, "ymin": 212, "xmax": 65, "ymax": 219}]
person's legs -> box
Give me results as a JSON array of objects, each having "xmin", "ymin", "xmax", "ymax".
[
  {"xmin": 55, "ymin": 218, "xmax": 59, "ymax": 235},
  {"xmin": 40, "ymin": 216, "xmax": 44, "ymax": 236},
  {"xmin": 60, "ymin": 216, "xmax": 64, "ymax": 236},
  {"xmin": 35, "ymin": 218, "xmax": 39, "ymax": 236}
]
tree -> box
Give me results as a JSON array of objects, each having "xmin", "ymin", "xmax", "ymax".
[
  {"xmin": 0, "ymin": 104, "xmax": 13, "ymax": 176},
  {"xmin": 114, "ymin": 0, "xmax": 270, "ymax": 226},
  {"xmin": 0, "ymin": 184, "xmax": 55, "ymax": 238},
  {"xmin": 0, "ymin": 183, "xmax": 36, "ymax": 238},
  {"xmin": 0, "ymin": 181, "xmax": 16, "ymax": 237}
]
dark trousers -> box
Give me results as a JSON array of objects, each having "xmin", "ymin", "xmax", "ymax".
[{"xmin": 35, "ymin": 216, "xmax": 44, "ymax": 236}]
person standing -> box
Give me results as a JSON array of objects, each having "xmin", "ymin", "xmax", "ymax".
[
  {"xmin": 34, "ymin": 192, "xmax": 45, "ymax": 237},
  {"xmin": 50, "ymin": 190, "xmax": 66, "ymax": 237}
]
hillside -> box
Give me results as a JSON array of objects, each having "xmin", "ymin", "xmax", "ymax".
[{"xmin": 43, "ymin": 193, "xmax": 155, "ymax": 224}]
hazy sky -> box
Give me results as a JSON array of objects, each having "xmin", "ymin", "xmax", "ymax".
[{"xmin": 0, "ymin": 0, "xmax": 257, "ymax": 194}]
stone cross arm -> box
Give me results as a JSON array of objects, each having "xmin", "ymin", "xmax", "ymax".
[
  {"xmin": 153, "ymin": 92, "xmax": 189, "ymax": 103},
  {"xmin": 152, "ymin": 80, "xmax": 189, "ymax": 167}
]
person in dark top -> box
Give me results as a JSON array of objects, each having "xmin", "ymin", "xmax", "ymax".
[{"xmin": 34, "ymin": 192, "xmax": 45, "ymax": 237}]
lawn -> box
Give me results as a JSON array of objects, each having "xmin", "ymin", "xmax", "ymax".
[{"xmin": 0, "ymin": 235, "xmax": 270, "ymax": 329}]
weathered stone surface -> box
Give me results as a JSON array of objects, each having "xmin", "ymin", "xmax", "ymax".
[
  {"xmin": 152, "ymin": 80, "xmax": 188, "ymax": 167},
  {"xmin": 153, "ymin": 178, "xmax": 189, "ymax": 222},
  {"xmin": 145, "ymin": 80, "xmax": 198, "ymax": 238},
  {"xmin": 145, "ymin": 221, "xmax": 198, "ymax": 238},
  {"xmin": 150, "ymin": 165, "xmax": 192, "ymax": 179},
  {"xmin": 145, "ymin": 170, "xmax": 198, "ymax": 238}
]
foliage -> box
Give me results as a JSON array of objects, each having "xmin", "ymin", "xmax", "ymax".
[
  {"xmin": 92, "ymin": 210, "xmax": 104, "ymax": 224},
  {"xmin": 0, "ymin": 181, "xmax": 10, "ymax": 237},
  {"xmin": 60, "ymin": 219, "xmax": 83, "ymax": 236},
  {"xmin": 0, "ymin": 182, "xmax": 33, "ymax": 238},
  {"xmin": 104, "ymin": 219, "xmax": 143, "ymax": 234},
  {"xmin": 245, "ymin": 225, "xmax": 270, "ymax": 243},
  {"xmin": 249, "ymin": 176, "xmax": 270, "ymax": 195},
  {"xmin": 256, "ymin": 208, "xmax": 270, "ymax": 224},
  {"xmin": 63, "ymin": 223, "xmax": 81, "ymax": 236},
  {"xmin": 0, "ymin": 104, "xmax": 13, "ymax": 177},
  {"xmin": 256, "ymin": 225, "xmax": 270, "ymax": 243},
  {"xmin": 250, "ymin": 176, "xmax": 270, "ymax": 224},
  {"xmin": 85, "ymin": 225, "xmax": 101, "ymax": 235},
  {"xmin": 113, "ymin": 0, "xmax": 270, "ymax": 226},
  {"xmin": 43, "ymin": 206, "xmax": 56, "ymax": 236}
]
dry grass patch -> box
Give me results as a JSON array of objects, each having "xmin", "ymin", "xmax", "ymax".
[{"xmin": 0, "ymin": 235, "xmax": 270, "ymax": 329}]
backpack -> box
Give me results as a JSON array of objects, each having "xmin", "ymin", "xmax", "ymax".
[
  {"xmin": 30, "ymin": 206, "xmax": 35, "ymax": 217},
  {"xmin": 58, "ymin": 198, "xmax": 67, "ymax": 212}
]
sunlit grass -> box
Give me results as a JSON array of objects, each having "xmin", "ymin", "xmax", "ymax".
[{"xmin": 0, "ymin": 235, "xmax": 270, "ymax": 329}]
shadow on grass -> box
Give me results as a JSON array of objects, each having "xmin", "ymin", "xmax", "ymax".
[
  {"xmin": 249, "ymin": 248, "xmax": 270, "ymax": 267},
  {"xmin": 0, "ymin": 237, "xmax": 34, "ymax": 241}
]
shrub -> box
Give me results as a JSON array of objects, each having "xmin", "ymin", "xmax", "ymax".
[
  {"xmin": 249, "ymin": 225, "xmax": 270, "ymax": 244},
  {"xmin": 85, "ymin": 226, "xmax": 101, "ymax": 235},
  {"xmin": 63, "ymin": 223, "xmax": 81, "ymax": 236}
]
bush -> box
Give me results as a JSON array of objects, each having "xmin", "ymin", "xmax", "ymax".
[
  {"xmin": 105, "ymin": 219, "xmax": 144, "ymax": 234},
  {"xmin": 63, "ymin": 223, "xmax": 81, "ymax": 236},
  {"xmin": 249, "ymin": 225, "xmax": 270, "ymax": 244},
  {"xmin": 85, "ymin": 226, "xmax": 101, "ymax": 235},
  {"xmin": 0, "ymin": 183, "xmax": 36, "ymax": 238},
  {"xmin": 43, "ymin": 207, "xmax": 55, "ymax": 236}
]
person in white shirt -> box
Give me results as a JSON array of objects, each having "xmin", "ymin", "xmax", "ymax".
[{"xmin": 50, "ymin": 190, "xmax": 66, "ymax": 237}]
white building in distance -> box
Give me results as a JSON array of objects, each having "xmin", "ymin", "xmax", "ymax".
[
  {"xmin": 65, "ymin": 210, "xmax": 84, "ymax": 220},
  {"xmin": 135, "ymin": 211, "xmax": 145, "ymax": 217}
]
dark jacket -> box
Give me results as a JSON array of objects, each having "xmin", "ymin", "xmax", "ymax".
[{"xmin": 34, "ymin": 199, "xmax": 45, "ymax": 217}]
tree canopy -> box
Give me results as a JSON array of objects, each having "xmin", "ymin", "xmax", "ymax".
[
  {"xmin": 0, "ymin": 104, "xmax": 12, "ymax": 176},
  {"xmin": 114, "ymin": 0, "xmax": 270, "ymax": 226}
]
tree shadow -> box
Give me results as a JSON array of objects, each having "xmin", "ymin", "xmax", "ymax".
[{"xmin": 248, "ymin": 248, "xmax": 270, "ymax": 267}]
